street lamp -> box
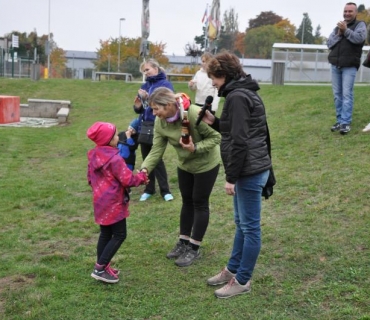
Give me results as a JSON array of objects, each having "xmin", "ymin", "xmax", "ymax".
[{"xmin": 118, "ymin": 18, "xmax": 125, "ymax": 72}]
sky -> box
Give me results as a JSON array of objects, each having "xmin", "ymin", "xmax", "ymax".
[{"xmin": 0, "ymin": 0, "xmax": 352, "ymax": 55}]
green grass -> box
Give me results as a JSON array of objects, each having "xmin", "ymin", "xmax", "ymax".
[{"xmin": 0, "ymin": 78, "xmax": 369, "ymax": 320}]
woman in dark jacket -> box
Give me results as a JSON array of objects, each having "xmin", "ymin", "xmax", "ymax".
[
  {"xmin": 202, "ymin": 52, "xmax": 272, "ymax": 299},
  {"xmin": 133, "ymin": 59, "xmax": 174, "ymax": 202}
]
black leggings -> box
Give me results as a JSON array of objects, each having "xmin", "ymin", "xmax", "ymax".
[
  {"xmin": 177, "ymin": 164, "xmax": 220, "ymax": 242},
  {"xmin": 140, "ymin": 143, "xmax": 170, "ymax": 197},
  {"xmin": 97, "ymin": 219, "xmax": 127, "ymax": 266}
]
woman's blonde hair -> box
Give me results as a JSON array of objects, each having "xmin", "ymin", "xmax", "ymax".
[
  {"xmin": 139, "ymin": 58, "xmax": 165, "ymax": 74},
  {"xmin": 148, "ymin": 87, "xmax": 176, "ymax": 107}
]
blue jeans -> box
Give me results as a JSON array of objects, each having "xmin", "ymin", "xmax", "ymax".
[
  {"xmin": 331, "ymin": 65, "xmax": 357, "ymax": 125},
  {"xmin": 227, "ymin": 170, "xmax": 269, "ymax": 285}
]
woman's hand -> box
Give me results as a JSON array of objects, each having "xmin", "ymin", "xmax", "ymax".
[
  {"xmin": 179, "ymin": 136, "xmax": 197, "ymax": 153},
  {"xmin": 202, "ymin": 109, "xmax": 216, "ymax": 125},
  {"xmin": 225, "ymin": 182, "xmax": 236, "ymax": 196},
  {"xmin": 133, "ymin": 95, "xmax": 142, "ymax": 108},
  {"xmin": 138, "ymin": 89, "xmax": 148, "ymax": 100}
]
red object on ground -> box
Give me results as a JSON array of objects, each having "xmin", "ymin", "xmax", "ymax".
[{"xmin": 0, "ymin": 95, "xmax": 20, "ymax": 124}]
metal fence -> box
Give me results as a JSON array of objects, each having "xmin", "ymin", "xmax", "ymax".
[{"xmin": 271, "ymin": 43, "xmax": 370, "ymax": 84}]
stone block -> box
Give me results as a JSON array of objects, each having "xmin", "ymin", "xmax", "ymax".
[{"xmin": 0, "ymin": 95, "xmax": 20, "ymax": 124}]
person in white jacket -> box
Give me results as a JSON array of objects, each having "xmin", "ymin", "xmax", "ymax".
[{"xmin": 188, "ymin": 52, "xmax": 220, "ymax": 113}]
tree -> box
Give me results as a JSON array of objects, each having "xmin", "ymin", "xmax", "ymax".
[
  {"xmin": 184, "ymin": 43, "xmax": 202, "ymax": 57},
  {"xmin": 233, "ymin": 32, "xmax": 247, "ymax": 57},
  {"xmin": 245, "ymin": 25, "xmax": 286, "ymax": 58},
  {"xmin": 50, "ymin": 47, "xmax": 67, "ymax": 78},
  {"xmin": 296, "ymin": 13, "xmax": 315, "ymax": 44},
  {"xmin": 357, "ymin": 7, "xmax": 370, "ymax": 25},
  {"xmin": 223, "ymin": 7, "xmax": 239, "ymax": 33},
  {"xmin": 358, "ymin": 4, "xmax": 366, "ymax": 12},
  {"xmin": 275, "ymin": 19, "xmax": 299, "ymax": 44},
  {"xmin": 194, "ymin": 27, "xmax": 207, "ymax": 50},
  {"xmin": 217, "ymin": 8, "xmax": 239, "ymax": 53},
  {"xmin": 313, "ymin": 25, "xmax": 326, "ymax": 44},
  {"xmin": 5, "ymin": 30, "xmax": 48, "ymax": 64},
  {"xmin": 94, "ymin": 37, "xmax": 169, "ymax": 73},
  {"xmin": 122, "ymin": 57, "xmax": 141, "ymax": 78},
  {"xmin": 248, "ymin": 11, "xmax": 283, "ymax": 30}
]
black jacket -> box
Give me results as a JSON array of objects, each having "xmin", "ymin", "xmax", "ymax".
[
  {"xmin": 211, "ymin": 75, "xmax": 271, "ymax": 184},
  {"xmin": 328, "ymin": 19, "xmax": 365, "ymax": 69}
]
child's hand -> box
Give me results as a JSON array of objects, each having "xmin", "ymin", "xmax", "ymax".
[{"xmin": 137, "ymin": 169, "xmax": 150, "ymax": 185}]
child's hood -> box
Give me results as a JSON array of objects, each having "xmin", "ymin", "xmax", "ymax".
[{"xmin": 87, "ymin": 146, "xmax": 119, "ymax": 170}]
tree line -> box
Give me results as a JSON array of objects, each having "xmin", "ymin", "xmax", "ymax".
[{"xmin": 3, "ymin": 6, "xmax": 370, "ymax": 78}]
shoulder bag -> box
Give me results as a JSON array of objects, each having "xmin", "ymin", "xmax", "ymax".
[{"xmin": 138, "ymin": 121, "xmax": 154, "ymax": 145}]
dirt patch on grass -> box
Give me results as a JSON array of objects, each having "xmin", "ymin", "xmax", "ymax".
[{"xmin": 0, "ymin": 274, "xmax": 36, "ymax": 315}]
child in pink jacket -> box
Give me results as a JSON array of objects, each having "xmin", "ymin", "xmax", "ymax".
[{"xmin": 87, "ymin": 122, "xmax": 148, "ymax": 284}]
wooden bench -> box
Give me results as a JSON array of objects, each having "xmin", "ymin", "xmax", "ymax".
[
  {"xmin": 93, "ymin": 72, "xmax": 133, "ymax": 82},
  {"xmin": 166, "ymin": 73, "xmax": 194, "ymax": 81}
]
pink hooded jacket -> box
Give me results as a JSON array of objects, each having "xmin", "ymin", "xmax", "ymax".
[{"xmin": 87, "ymin": 146, "xmax": 147, "ymax": 225}]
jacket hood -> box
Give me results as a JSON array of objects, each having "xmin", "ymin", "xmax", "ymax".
[
  {"xmin": 88, "ymin": 146, "xmax": 119, "ymax": 170},
  {"xmin": 220, "ymin": 74, "xmax": 260, "ymax": 97}
]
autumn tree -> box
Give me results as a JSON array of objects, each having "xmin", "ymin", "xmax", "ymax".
[
  {"xmin": 357, "ymin": 6, "xmax": 370, "ymax": 26},
  {"xmin": 50, "ymin": 47, "xmax": 67, "ymax": 78},
  {"xmin": 275, "ymin": 19, "xmax": 299, "ymax": 44},
  {"xmin": 296, "ymin": 13, "xmax": 315, "ymax": 44},
  {"xmin": 248, "ymin": 11, "xmax": 283, "ymax": 29},
  {"xmin": 233, "ymin": 32, "xmax": 246, "ymax": 56},
  {"xmin": 245, "ymin": 25, "xmax": 286, "ymax": 58},
  {"xmin": 94, "ymin": 37, "xmax": 169, "ymax": 75}
]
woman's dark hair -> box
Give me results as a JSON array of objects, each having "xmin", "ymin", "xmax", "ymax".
[{"xmin": 207, "ymin": 52, "xmax": 246, "ymax": 83}]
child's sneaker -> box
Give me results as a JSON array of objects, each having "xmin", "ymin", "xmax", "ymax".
[
  {"xmin": 91, "ymin": 263, "xmax": 119, "ymax": 283},
  {"xmin": 106, "ymin": 262, "xmax": 120, "ymax": 275}
]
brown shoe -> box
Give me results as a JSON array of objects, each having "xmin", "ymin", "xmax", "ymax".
[
  {"xmin": 207, "ymin": 267, "xmax": 235, "ymax": 286},
  {"xmin": 214, "ymin": 277, "xmax": 251, "ymax": 299}
]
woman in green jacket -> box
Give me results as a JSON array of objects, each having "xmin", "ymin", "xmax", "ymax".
[{"xmin": 141, "ymin": 87, "xmax": 221, "ymax": 267}]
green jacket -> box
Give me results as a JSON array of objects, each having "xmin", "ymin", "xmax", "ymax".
[{"xmin": 141, "ymin": 104, "xmax": 221, "ymax": 174}]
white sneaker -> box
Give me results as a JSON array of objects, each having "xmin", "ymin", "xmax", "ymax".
[{"xmin": 362, "ymin": 123, "xmax": 370, "ymax": 132}]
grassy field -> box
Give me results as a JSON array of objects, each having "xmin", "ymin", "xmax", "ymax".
[{"xmin": 0, "ymin": 78, "xmax": 369, "ymax": 320}]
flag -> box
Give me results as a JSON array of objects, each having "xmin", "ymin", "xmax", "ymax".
[
  {"xmin": 208, "ymin": 0, "xmax": 220, "ymax": 41},
  {"xmin": 201, "ymin": 5, "xmax": 208, "ymax": 24},
  {"xmin": 140, "ymin": 0, "xmax": 150, "ymax": 57}
]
